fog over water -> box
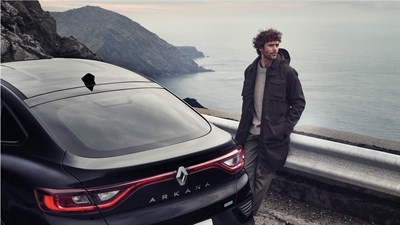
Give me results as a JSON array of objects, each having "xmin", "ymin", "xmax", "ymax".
[{"xmin": 42, "ymin": 1, "xmax": 400, "ymax": 141}]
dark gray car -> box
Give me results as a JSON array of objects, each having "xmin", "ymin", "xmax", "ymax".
[{"xmin": 1, "ymin": 58, "xmax": 254, "ymax": 225}]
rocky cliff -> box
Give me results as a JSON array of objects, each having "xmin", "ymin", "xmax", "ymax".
[
  {"xmin": 51, "ymin": 6, "xmax": 209, "ymax": 77},
  {"xmin": 1, "ymin": 0, "xmax": 100, "ymax": 62},
  {"xmin": 177, "ymin": 46, "xmax": 205, "ymax": 59}
]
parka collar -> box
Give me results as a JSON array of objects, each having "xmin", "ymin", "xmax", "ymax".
[
  {"xmin": 249, "ymin": 48, "xmax": 290, "ymax": 71},
  {"xmin": 250, "ymin": 54, "xmax": 283, "ymax": 71},
  {"xmin": 249, "ymin": 56, "xmax": 261, "ymax": 70}
]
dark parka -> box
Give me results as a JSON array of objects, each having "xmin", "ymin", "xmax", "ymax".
[{"xmin": 235, "ymin": 49, "xmax": 305, "ymax": 173}]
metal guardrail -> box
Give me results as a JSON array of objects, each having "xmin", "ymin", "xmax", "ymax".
[{"xmin": 203, "ymin": 115, "xmax": 400, "ymax": 197}]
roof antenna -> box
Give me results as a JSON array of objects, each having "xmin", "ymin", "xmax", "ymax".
[{"xmin": 82, "ymin": 73, "xmax": 96, "ymax": 91}]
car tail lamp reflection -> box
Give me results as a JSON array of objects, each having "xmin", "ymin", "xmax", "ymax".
[{"xmin": 35, "ymin": 147, "xmax": 244, "ymax": 214}]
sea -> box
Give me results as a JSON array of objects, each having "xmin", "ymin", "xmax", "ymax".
[{"xmin": 140, "ymin": 2, "xmax": 400, "ymax": 142}]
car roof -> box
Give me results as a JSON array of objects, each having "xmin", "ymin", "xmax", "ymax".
[{"xmin": 1, "ymin": 58, "xmax": 151, "ymax": 99}]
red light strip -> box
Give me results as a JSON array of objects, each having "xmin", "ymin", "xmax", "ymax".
[
  {"xmin": 188, "ymin": 148, "xmax": 244, "ymax": 174},
  {"xmin": 35, "ymin": 147, "xmax": 243, "ymax": 214},
  {"xmin": 93, "ymin": 171, "xmax": 174, "ymax": 210},
  {"xmin": 35, "ymin": 171, "xmax": 174, "ymax": 213}
]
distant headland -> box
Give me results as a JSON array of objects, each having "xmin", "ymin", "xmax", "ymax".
[{"xmin": 1, "ymin": 2, "xmax": 212, "ymax": 78}]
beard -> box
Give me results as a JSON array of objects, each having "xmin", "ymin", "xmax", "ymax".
[{"xmin": 263, "ymin": 51, "xmax": 278, "ymax": 61}]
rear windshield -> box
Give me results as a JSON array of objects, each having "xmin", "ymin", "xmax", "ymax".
[{"xmin": 32, "ymin": 88, "xmax": 210, "ymax": 157}]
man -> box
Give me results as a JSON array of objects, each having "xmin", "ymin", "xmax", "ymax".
[{"xmin": 235, "ymin": 28, "xmax": 305, "ymax": 215}]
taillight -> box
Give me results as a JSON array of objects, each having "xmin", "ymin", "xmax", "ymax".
[
  {"xmin": 188, "ymin": 146, "xmax": 245, "ymax": 174},
  {"xmin": 38, "ymin": 191, "xmax": 97, "ymax": 213},
  {"xmin": 34, "ymin": 147, "xmax": 244, "ymax": 214},
  {"xmin": 34, "ymin": 172, "xmax": 174, "ymax": 214}
]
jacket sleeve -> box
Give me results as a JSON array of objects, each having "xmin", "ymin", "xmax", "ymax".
[
  {"xmin": 235, "ymin": 67, "xmax": 253, "ymax": 145},
  {"xmin": 285, "ymin": 68, "xmax": 306, "ymax": 135}
]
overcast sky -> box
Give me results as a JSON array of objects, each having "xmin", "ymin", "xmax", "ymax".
[
  {"xmin": 38, "ymin": 0, "xmax": 398, "ymax": 66},
  {"xmin": 40, "ymin": 1, "xmax": 399, "ymax": 46}
]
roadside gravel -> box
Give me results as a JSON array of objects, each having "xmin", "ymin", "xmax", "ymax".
[{"xmin": 255, "ymin": 191, "xmax": 376, "ymax": 225}]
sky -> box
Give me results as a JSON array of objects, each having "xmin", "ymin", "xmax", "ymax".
[
  {"xmin": 39, "ymin": 0, "xmax": 399, "ymax": 80},
  {"xmin": 40, "ymin": 0, "xmax": 399, "ymax": 47}
]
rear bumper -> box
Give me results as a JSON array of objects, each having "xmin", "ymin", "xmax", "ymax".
[
  {"xmin": 42, "ymin": 172, "xmax": 253, "ymax": 225},
  {"xmin": 212, "ymin": 200, "xmax": 255, "ymax": 225},
  {"xmin": 104, "ymin": 171, "xmax": 253, "ymax": 225}
]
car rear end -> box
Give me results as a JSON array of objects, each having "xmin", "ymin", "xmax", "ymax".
[
  {"xmin": 31, "ymin": 88, "xmax": 254, "ymax": 225},
  {"xmin": 37, "ymin": 139, "xmax": 253, "ymax": 225},
  {"xmin": 2, "ymin": 58, "xmax": 254, "ymax": 225}
]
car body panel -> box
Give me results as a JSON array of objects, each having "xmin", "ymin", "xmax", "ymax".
[
  {"xmin": 101, "ymin": 173, "xmax": 249, "ymax": 225},
  {"xmin": 1, "ymin": 58, "xmax": 254, "ymax": 225},
  {"xmin": 1, "ymin": 58, "xmax": 149, "ymax": 99}
]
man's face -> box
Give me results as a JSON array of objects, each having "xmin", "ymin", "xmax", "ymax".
[{"xmin": 259, "ymin": 41, "xmax": 280, "ymax": 60}]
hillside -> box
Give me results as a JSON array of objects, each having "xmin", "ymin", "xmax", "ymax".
[
  {"xmin": 51, "ymin": 6, "xmax": 209, "ymax": 77},
  {"xmin": 1, "ymin": 1, "xmax": 100, "ymax": 62}
]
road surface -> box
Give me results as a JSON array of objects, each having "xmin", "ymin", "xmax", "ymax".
[{"xmin": 255, "ymin": 191, "xmax": 375, "ymax": 225}]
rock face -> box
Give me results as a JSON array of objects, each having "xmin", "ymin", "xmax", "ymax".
[
  {"xmin": 183, "ymin": 98, "xmax": 207, "ymax": 109},
  {"xmin": 1, "ymin": 0, "xmax": 100, "ymax": 62},
  {"xmin": 51, "ymin": 6, "xmax": 209, "ymax": 77}
]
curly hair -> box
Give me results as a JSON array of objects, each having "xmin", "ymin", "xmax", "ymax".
[{"xmin": 253, "ymin": 28, "xmax": 282, "ymax": 55}]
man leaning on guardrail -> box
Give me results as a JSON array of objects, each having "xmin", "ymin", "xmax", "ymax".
[{"xmin": 235, "ymin": 28, "xmax": 306, "ymax": 215}]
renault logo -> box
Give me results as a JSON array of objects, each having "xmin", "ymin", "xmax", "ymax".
[{"xmin": 176, "ymin": 166, "xmax": 188, "ymax": 186}]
